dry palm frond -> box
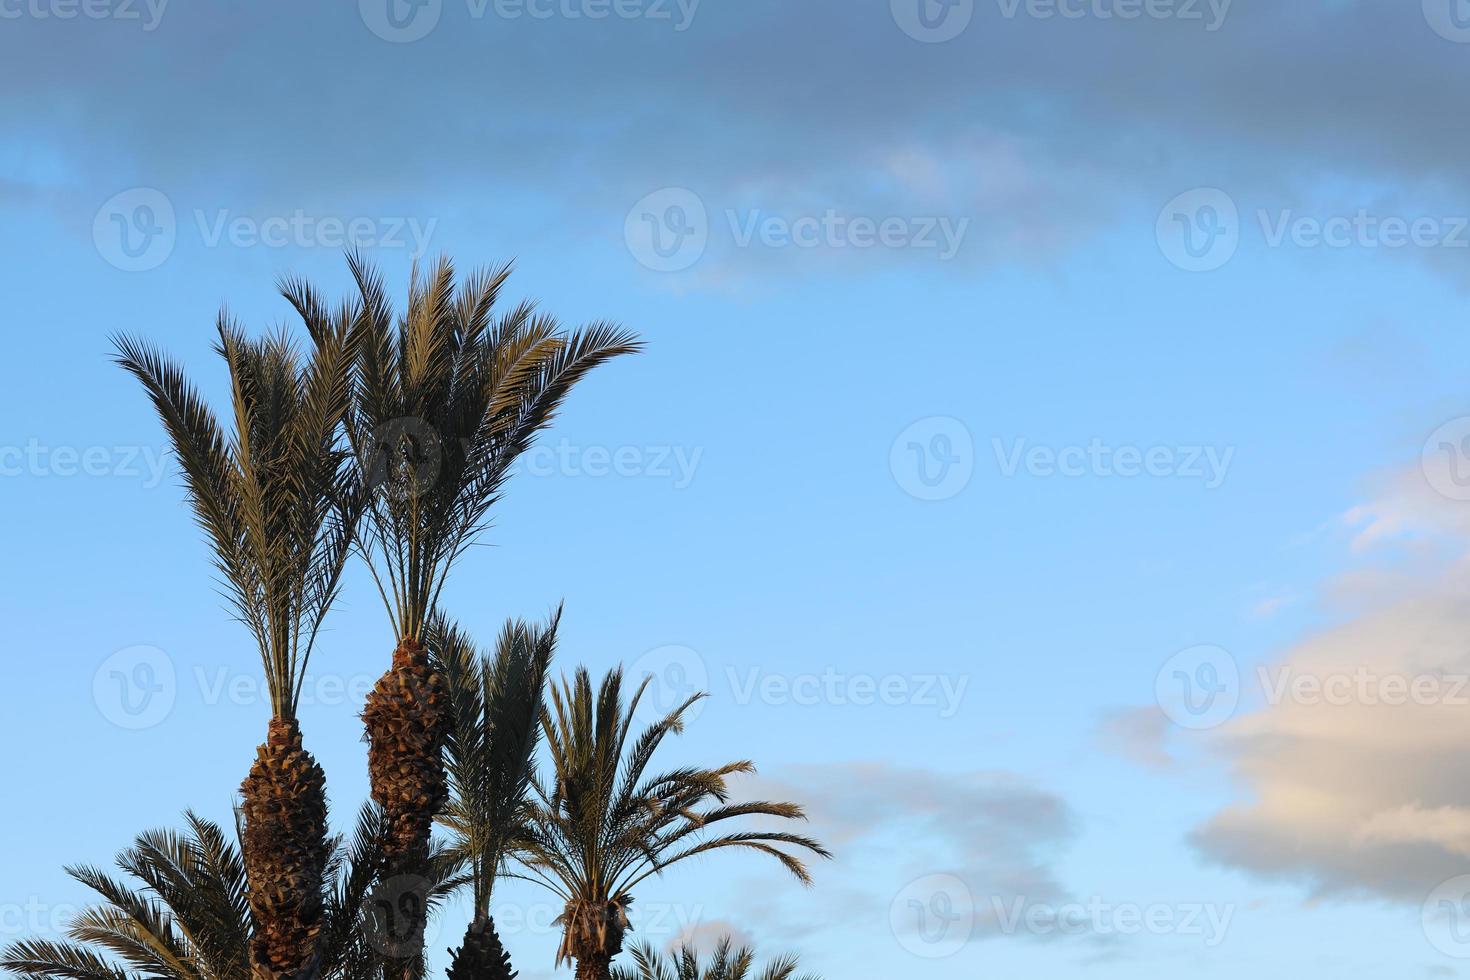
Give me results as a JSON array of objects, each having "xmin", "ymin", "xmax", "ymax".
[
  {"xmin": 113, "ymin": 305, "xmax": 357, "ymax": 719},
  {"xmin": 343, "ymin": 254, "xmax": 640, "ymax": 646},
  {"xmin": 509, "ymin": 667, "xmax": 831, "ymax": 977},
  {"xmin": 611, "ymin": 938, "xmax": 820, "ymax": 980},
  {"xmin": 0, "ymin": 806, "xmax": 465, "ymax": 980}
]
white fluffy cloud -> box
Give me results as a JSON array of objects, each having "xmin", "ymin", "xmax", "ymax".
[{"xmin": 1190, "ymin": 461, "xmax": 1470, "ymax": 901}]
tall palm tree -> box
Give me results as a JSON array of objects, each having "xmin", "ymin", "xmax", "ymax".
[
  {"xmin": 611, "ymin": 939, "xmax": 819, "ymax": 980},
  {"xmin": 434, "ymin": 611, "xmax": 559, "ymax": 980},
  {"xmin": 114, "ymin": 296, "xmax": 358, "ymax": 980},
  {"xmin": 0, "ymin": 806, "xmax": 463, "ymax": 980},
  {"xmin": 343, "ymin": 255, "xmax": 639, "ymax": 975},
  {"xmin": 515, "ymin": 668, "xmax": 831, "ymax": 980}
]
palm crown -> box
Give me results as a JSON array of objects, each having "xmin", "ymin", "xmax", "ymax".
[
  {"xmin": 113, "ymin": 301, "xmax": 356, "ymax": 720},
  {"xmin": 0, "ymin": 807, "xmax": 463, "ymax": 980},
  {"xmin": 611, "ymin": 939, "xmax": 820, "ymax": 980},
  {"xmin": 343, "ymin": 254, "xmax": 640, "ymax": 644},
  {"xmin": 516, "ymin": 667, "xmax": 831, "ymax": 976}
]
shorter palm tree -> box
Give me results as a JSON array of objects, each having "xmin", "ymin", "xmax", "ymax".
[
  {"xmin": 0, "ymin": 806, "xmax": 463, "ymax": 980},
  {"xmin": 434, "ymin": 610, "xmax": 560, "ymax": 980},
  {"xmin": 516, "ymin": 667, "xmax": 831, "ymax": 980},
  {"xmin": 612, "ymin": 939, "xmax": 820, "ymax": 980}
]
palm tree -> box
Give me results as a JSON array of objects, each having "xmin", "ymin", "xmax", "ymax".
[
  {"xmin": 611, "ymin": 939, "xmax": 819, "ymax": 980},
  {"xmin": 0, "ymin": 806, "xmax": 463, "ymax": 980},
  {"xmin": 515, "ymin": 668, "xmax": 831, "ymax": 980},
  {"xmin": 342, "ymin": 255, "xmax": 639, "ymax": 975},
  {"xmin": 434, "ymin": 611, "xmax": 559, "ymax": 980},
  {"xmin": 114, "ymin": 295, "xmax": 358, "ymax": 980}
]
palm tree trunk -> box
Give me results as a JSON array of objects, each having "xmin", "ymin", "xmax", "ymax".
[
  {"xmin": 574, "ymin": 952, "xmax": 613, "ymax": 980},
  {"xmin": 239, "ymin": 717, "xmax": 329, "ymax": 980},
  {"xmin": 362, "ymin": 637, "xmax": 449, "ymax": 978},
  {"xmin": 446, "ymin": 914, "xmax": 516, "ymax": 980}
]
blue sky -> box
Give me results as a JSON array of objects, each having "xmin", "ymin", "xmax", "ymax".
[{"xmin": 8, "ymin": 1, "xmax": 1470, "ymax": 977}]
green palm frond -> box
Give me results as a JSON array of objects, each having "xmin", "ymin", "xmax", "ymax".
[
  {"xmin": 435, "ymin": 607, "xmax": 559, "ymax": 912},
  {"xmin": 0, "ymin": 808, "xmax": 468, "ymax": 980},
  {"xmin": 610, "ymin": 939, "xmax": 819, "ymax": 980},
  {"xmin": 113, "ymin": 293, "xmax": 359, "ymax": 719},
  {"xmin": 343, "ymin": 254, "xmax": 640, "ymax": 642},
  {"xmin": 513, "ymin": 666, "xmax": 831, "ymax": 968}
]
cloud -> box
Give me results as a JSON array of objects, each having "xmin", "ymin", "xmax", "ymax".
[
  {"xmin": 1096, "ymin": 705, "xmax": 1175, "ymax": 769},
  {"xmin": 735, "ymin": 761, "xmax": 1082, "ymax": 951},
  {"xmin": 1190, "ymin": 461, "xmax": 1470, "ymax": 902},
  {"xmin": 15, "ymin": 1, "xmax": 1470, "ymax": 283}
]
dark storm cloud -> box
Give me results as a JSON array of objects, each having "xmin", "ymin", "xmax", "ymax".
[{"xmin": 5, "ymin": 0, "xmax": 1465, "ymax": 272}]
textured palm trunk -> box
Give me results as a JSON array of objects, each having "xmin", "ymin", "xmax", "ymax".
[
  {"xmin": 563, "ymin": 903, "xmax": 624, "ymax": 980},
  {"xmin": 446, "ymin": 914, "xmax": 517, "ymax": 980},
  {"xmin": 239, "ymin": 717, "xmax": 329, "ymax": 980},
  {"xmin": 573, "ymin": 953, "xmax": 613, "ymax": 980},
  {"xmin": 362, "ymin": 637, "xmax": 449, "ymax": 978}
]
